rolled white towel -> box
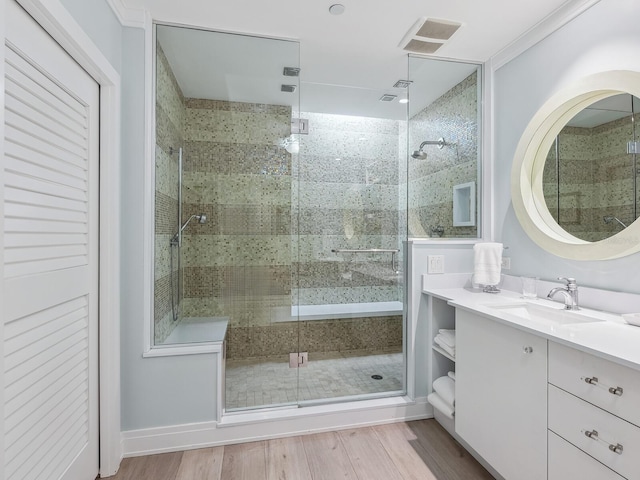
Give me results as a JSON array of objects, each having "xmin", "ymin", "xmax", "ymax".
[
  {"xmin": 436, "ymin": 330, "xmax": 455, "ymax": 348},
  {"xmin": 428, "ymin": 392, "xmax": 454, "ymax": 420},
  {"xmin": 434, "ymin": 336, "xmax": 456, "ymax": 358},
  {"xmin": 433, "ymin": 375, "xmax": 455, "ymax": 409},
  {"xmin": 472, "ymin": 242, "xmax": 503, "ymax": 286},
  {"xmin": 448, "ymin": 371, "xmax": 456, "ymax": 381}
]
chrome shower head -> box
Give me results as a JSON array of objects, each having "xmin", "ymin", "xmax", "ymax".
[
  {"xmin": 196, "ymin": 214, "xmax": 207, "ymax": 224},
  {"xmin": 411, "ymin": 138, "xmax": 447, "ymax": 160}
]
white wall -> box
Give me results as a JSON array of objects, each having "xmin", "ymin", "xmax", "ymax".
[{"xmin": 494, "ymin": 0, "xmax": 640, "ymax": 293}]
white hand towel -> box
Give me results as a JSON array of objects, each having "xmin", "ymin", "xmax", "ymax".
[
  {"xmin": 428, "ymin": 392, "xmax": 454, "ymax": 419},
  {"xmin": 433, "ymin": 376, "xmax": 455, "ymax": 409},
  {"xmin": 434, "ymin": 336, "xmax": 456, "ymax": 357},
  {"xmin": 448, "ymin": 371, "xmax": 456, "ymax": 381},
  {"xmin": 472, "ymin": 242, "xmax": 503, "ymax": 286}
]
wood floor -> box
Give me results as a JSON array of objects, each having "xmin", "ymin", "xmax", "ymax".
[{"xmin": 110, "ymin": 419, "xmax": 494, "ymax": 480}]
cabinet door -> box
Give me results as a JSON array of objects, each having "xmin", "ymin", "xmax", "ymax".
[{"xmin": 455, "ymin": 310, "xmax": 547, "ymax": 480}]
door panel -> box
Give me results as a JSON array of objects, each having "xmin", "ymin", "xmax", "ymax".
[{"xmin": 3, "ymin": 1, "xmax": 99, "ymax": 479}]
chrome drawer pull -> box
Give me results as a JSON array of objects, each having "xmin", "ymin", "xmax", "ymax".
[
  {"xmin": 584, "ymin": 429, "xmax": 598, "ymax": 439},
  {"xmin": 584, "ymin": 376, "xmax": 598, "ymax": 385},
  {"xmin": 608, "ymin": 386, "xmax": 623, "ymax": 396},
  {"xmin": 609, "ymin": 443, "xmax": 624, "ymax": 455}
]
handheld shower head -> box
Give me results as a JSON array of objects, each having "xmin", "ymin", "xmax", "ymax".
[
  {"xmin": 170, "ymin": 213, "xmax": 208, "ymax": 245},
  {"xmin": 603, "ymin": 215, "xmax": 627, "ymax": 228}
]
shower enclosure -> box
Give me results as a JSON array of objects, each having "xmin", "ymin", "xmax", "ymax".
[{"xmin": 152, "ymin": 24, "xmax": 482, "ymax": 412}]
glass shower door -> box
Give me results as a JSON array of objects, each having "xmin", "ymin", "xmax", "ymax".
[
  {"xmin": 293, "ymin": 86, "xmax": 407, "ymax": 404},
  {"xmin": 153, "ymin": 24, "xmax": 303, "ymax": 411}
]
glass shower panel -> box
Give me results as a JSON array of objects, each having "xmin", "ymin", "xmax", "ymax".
[
  {"xmin": 407, "ymin": 57, "xmax": 481, "ymax": 239},
  {"xmin": 294, "ymin": 84, "xmax": 407, "ymax": 403},
  {"xmin": 152, "ymin": 25, "xmax": 301, "ymax": 411}
]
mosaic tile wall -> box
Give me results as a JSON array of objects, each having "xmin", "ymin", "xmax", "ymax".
[
  {"xmin": 154, "ymin": 51, "xmax": 405, "ymax": 357},
  {"xmin": 154, "ymin": 44, "xmax": 184, "ymax": 343},
  {"xmin": 543, "ymin": 116, "xmax": 637, "ymax": 241},
  {"xmin": 407, "ymin": 71, "xmax": 479, "ymax": 238},
  {"xmin": 294, "ymin": 112, "xmax": 405, "ymax": 307},
  {"xmin": 179, "ymin": 98, "xmax": 294, "ymax": 356}
]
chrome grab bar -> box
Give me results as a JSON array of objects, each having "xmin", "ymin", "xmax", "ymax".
[{"xmin": 331, "ymin": 248, "xmax": 400, "ymax": 274}]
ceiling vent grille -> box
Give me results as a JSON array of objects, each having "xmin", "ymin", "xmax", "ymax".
[
  {"xmin": 379, "ymin": 94, "xmax": 397, "ymax": 102},
  {"xmin": 399, "ymin": 17, "xmax": 462, "ymax": 55},
  {"xmin": 393, "ymin": 79, "xmax": 413, "ymax": 89}
]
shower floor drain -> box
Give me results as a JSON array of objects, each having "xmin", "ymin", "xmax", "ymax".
[{"xmin": 371, "ymin": 374, "xmax": 383, "ymax": 380}]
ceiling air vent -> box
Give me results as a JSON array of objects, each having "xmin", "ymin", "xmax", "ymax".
[
  {"xmin": 393, "ymin": 79, "xmax": 413, "ymax": 89},
  {"xmin": 281, "ymin": 84, "xmax": 297, "ymax": 93},
  {"xmin": 283, "ymin": 67, "xmax": 300, "ymax": 77},
  {"xmin": 379, "ymin": 94, "xmax": 397, "ymax": 102},
  {"xmin": 399, "ymin": 17, "xmax": 462, "ymax": 55}
]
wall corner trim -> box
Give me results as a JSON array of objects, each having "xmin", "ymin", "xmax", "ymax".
[
  {"xmin": 105, "ymin": 0, "xmax": 148, "ymax": 28},
  {"xmin": 490, "ymin": 0, "xmax": 602, "ymax": 71}
]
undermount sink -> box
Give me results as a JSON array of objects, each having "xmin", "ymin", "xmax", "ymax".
[{"xmin": 484, "ymin": 301, "xmax": 605, "ymax": 326}]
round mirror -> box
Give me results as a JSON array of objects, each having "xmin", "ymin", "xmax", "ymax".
[{"xmin": 511, "ymin": 71, "xmax": 640, "ymax": 260}]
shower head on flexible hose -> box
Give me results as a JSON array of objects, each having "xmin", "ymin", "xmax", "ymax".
[
  {"xmin": 603, "ymin": 215, "xmax": 627, "ymax": 229},
  {"xmin": 171, "ymin": 213, "xmax": 208, "ymax": 245}
]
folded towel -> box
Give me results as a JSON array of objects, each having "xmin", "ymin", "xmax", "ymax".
[
  {"xmin": 434, "ymin": 336, "xmax": 455, "ymax": 358},
  {"xmin": 428, "ymin": 392, "xmax": 454, "ymax": 419},
  {"xmin": 433, "ymin": 376, "xmax": 455, "ymax": 409},
  {"xmin": 472, "ymin": 242, "xmax": 503, "ymax": 286},
  {"xmin": 448, "ymin": 371, "xmax": 456, "ymax": 381},
  {"xmin": 436, "ymin": 330, "xmax": 455, "ymax": 348}
]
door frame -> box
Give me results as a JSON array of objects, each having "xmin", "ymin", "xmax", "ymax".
[{"xmin": 1, "ymin": 0, "xmax": 123, "ymax": 475}]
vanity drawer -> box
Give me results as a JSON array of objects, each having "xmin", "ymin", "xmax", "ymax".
[
  {"xmin": 549, "ymin": 341, "xmax": 640, "ymax": 426},
  {"xmin": 548, "ymin": 431, "xmax": 624, "ymax": 480},
  {"xmin": 548, "ymin": 385, "xmax": 640, "ymax": 479}
]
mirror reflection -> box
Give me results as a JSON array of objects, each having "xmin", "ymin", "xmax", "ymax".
[{"xmin": 543, "ymin": 93, "xmax": 640, "ymax": 241}]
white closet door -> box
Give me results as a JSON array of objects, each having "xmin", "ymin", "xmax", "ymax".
[{"xmin": 3, "ymin": 1, "xmax": 99, "ymax": 479}]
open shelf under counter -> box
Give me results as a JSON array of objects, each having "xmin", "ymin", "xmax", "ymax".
[{"xmin": 433, "ymin": 344, "xmax": 456, "ymax": 362}]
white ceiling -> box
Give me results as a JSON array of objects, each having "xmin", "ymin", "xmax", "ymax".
[{"xmin": 142, "ymin": 0, "xmax": 579, "ymax": 118}]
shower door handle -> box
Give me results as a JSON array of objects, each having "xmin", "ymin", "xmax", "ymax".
[{"xmin": 331, "ymin": 248, "xmax": 400, "ymax": 274}]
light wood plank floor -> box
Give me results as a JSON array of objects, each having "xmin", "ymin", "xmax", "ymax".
[{"xmin": 109, "ymin": 420, "xmax": 494, "ymax": 480}]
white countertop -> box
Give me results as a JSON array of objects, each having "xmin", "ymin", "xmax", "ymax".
[{"xmin": 423, "ymin": 287, "xmax": 640, "ymax": 371}]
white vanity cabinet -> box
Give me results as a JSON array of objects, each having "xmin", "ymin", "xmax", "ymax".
[
  {"xmin": 548, "ymin": 342, "xmax": 640, "ymax": 479},
  {"xmin": 455, "ymin": 309, "xmax": 548, "ymax": 480}
]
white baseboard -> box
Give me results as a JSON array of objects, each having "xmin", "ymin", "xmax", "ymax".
[{"xmin": 122, "ymin": 396, "xmax": 432, "ymax": 457}]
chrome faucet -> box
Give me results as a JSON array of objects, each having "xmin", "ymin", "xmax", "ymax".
[{"xmin": 547, "ymin": 277, "xmax": 579, "ymax": 310}]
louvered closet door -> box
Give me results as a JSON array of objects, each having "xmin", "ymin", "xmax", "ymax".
[{"xmin": 3, "ymin": 1, "xmax": 100, "ymax": 479}]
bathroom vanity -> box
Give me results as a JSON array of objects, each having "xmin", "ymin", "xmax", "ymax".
[{"xmin": 423, "ymin": 283, "xmax": 640, "ymax": 480}]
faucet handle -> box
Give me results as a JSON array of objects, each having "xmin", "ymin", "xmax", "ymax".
[{"xmin": 558, "ymin": 277, "xmax": 578, "ymax": 290}]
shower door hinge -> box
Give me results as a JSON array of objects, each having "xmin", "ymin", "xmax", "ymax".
[
  {"xmin": 627, "ymin": 141, "xmax": 640, "ymax": 154},
  {"xmin": 289, "ymin": 352, "xmax": 308, "ymax": 368}
]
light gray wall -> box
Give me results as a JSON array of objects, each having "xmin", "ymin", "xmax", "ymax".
[
  {"xmin": 119, "ymin": 27, "xmax": 218, "ymax": 430},
  {"xmin": 59, "ymin": 0, "xmax": 219, "ymax": 430},
  {"xmin": 494, "ymin": 0, "xmax": 640, "ymax": 294},
  {"xmin": 59, "ymin": 0, "xmax": 122, "ymax": 73}
]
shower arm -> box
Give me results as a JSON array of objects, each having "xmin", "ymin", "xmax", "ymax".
[
  {"xmin": 171, "ymin": 214, "xmax": 207, "ymax": 245},
  {"xmin": 418, "ymin": 138, "xmax": 446, "ymax": 150}
]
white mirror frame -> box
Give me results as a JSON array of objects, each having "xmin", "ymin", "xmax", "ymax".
[{"xmin": 511, "ymin": 70, "xmax": 640, "ymax": 260}]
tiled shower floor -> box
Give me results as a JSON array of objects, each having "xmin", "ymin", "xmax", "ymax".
[{"xmin": 225, "ymin": 349, "xmax": 403, "ymax": 410}]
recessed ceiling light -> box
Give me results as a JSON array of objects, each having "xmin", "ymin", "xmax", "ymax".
[
  {"xmin": 329, "ymin": 4, "xmax": 345, "ymax": 15},
  {"xmin": 399, "ymin": 98, "xmax": 409, "ymax": 104}
]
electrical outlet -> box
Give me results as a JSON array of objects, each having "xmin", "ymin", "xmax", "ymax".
[
  {"xmin": 427, "ymin": 255, "xmax": 445, "ymax": 274},
  {"xmin": 501, "ymin": 257, "xmax": 511, "ymax": 270}
]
